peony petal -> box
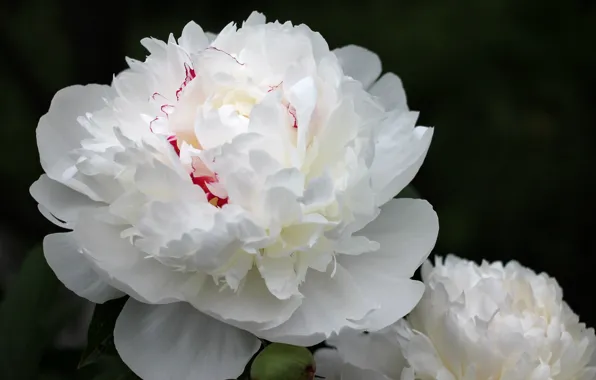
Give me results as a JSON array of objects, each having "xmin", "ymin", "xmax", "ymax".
[
  {"xmin": 192, "ymin": 269, "xmax": 302, "ymax": 332},
  {"xmin": 339, "ymin": 199, "xmax": 438, "ymax": 330},
  {"xmin": 74, "ymin": 211, "xmax": 204, "ymax": 304},
  {"xmin": 334, "ymin": 45, "xmax": 382, "ymax": 89},
  {"xmin": 314, "ymin": 348, "xmax": 343, "ymax": 380},
  {"xmin": 369, "ymin": 72, "xmax": 408, "ymax": 112},
  {"xmin": 350, "ymin": 198, "xmax": 438, "ymax": 278},
  {"xmin": 258, "ymin": 256, "xmax": 301, "ymax": 300},
  {"xmin": 114, "ymin": 299, "xmax": 260, "ymax": 380},
  {"xmin": 341, "ymin": 364, "xmax": 392, "ymax": 380},
  {"xmin": 37, "ymin": 84, "xmax": 114, "ymax": 182},
  {"xmin": 373, "ymin": 124, "xmax": 433, "ymax": 206},
  {"xmin": 328, "ymin": 327, "xmax": 407, "ymax": 378},
  {"xmin": 313, "ymin": 348, "xmax": 392, "ymax": 380},
  {"xmin": 30, "ymin": 174, "xmax": 101, "ymax": 229},
  {"xmin": 257, "ymin": 265, "xmax": 377, "ymax": 346},
  {"xmin": 43, "ymin": 232, "xmax": 124, "ymax": 303},
  {"xmin": 178, "ymin": 21, "xmax": 210, "ymax": 52}
]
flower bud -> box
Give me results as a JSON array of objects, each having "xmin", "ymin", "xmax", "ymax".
[{"xmin": 250, "ymin": 343, "xmax": 315, "ymax": 380}]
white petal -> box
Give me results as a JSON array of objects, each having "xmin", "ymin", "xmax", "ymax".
[
  {"xmin": 205, "ymin": 32, "xmax": 218, "ymax": 43},
  {"xmin": 328, "ymin": 328, "xmax": 406, "ymax": 378},
  {"xmin": 30, "ymin": 174, "xmax": 101, "ymax": 228},
  {"xmin": 258, "ymin": 256, "xmax": 301, "ymax": 300},
  {"xmin": 334, "ymin": 45, "xmax": 382, "ymax": 89},
  {"xmin": 340, "ymin": 199, "xmax": 438, "ymax": 330},
  {"xmin": 373, "ymin": 125, "xmax": 433, "ymax": 206},
  {"xmin": 351, "ymin": 198, "xmax": 438, "ymax": 278},
  {"xmin": 178, "ymin": 21, "xmax": 210, "ymax": 52},
  {"xmin": 114, "ymin": 299, "xmax": 260, "ymax": 380},
  {"xmin": 75, "ymin": 211, "xmax": 203, "ymax": 304},
  {"xmin": 192, "ymin": 269, "xmax": 302, "ymax": 332},
  {"xmin": 314, "ymin": 348, "xmax": 343, "ymax": 380},
  {"xmin": 341, "ymin": 364, "xmax": 392, "ymax": 380},
  {"xmin": 244, "ymin": 11, "xmax": 266, "ymax": 26},
  {"xmin": 395, "ymin": 319, "xmax": 447, "ymax": 379},
  {"xmin": 257, "ymin": 265, "xmax": 377, "ymax": 346},
  {"xmin": 369, "ymin": 73, "xmax": 408, "ymax": 112},
  {"xmin": 43, "ymin": 232, "xmax": 123, "ymax": 303},
  {"xmin": 37, "ymin": 84, "xmax": 114, "ymax": 180}
]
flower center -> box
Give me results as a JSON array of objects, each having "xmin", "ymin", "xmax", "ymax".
[
  {"xmin": 151, "ymin": 63, "xmax": 229, "ymax": 207},
  {"xmin": 150, "ymin": 55, "xmax": 302, "ymax": 208}
]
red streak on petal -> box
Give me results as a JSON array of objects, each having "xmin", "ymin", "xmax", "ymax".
[
  {"xmin": 149, "ymin": 63, "xmax": 228, "ymax": 208},
  {"xmin": 267, "ymin": 81, "xmax": 283, "ymax": 93},
  {"xmin": 191, "ymin": 175, "xmax": 228, "ymax": 207},
  {"xmin": 287, "ymin": 105, "xmax": 298, "ymax": 128},
  {"xmin": 167, "ymin": 135, "xmax": 180, "ymax": 156},
  {"xmin": 160, "ymin": 104, "xmax": 174, "ymax": 115},
  {"xmin": 149, "ymin": 117, "xmax": 159, "ymax": 133},
  {"xmin": 176, "ymin": 63, "xmax": 197, "ymax": 100},
  {"xmin": 207, "ymin": 46, "xmax": 245, "ymax": 66}
]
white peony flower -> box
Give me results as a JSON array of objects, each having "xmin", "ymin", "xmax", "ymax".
[
  {"xmin": 324, "ymin": 255, "xmax": 596, "ymax": 380},
  {"xmin": 30, "ymin": 11, "xmax": 438, "ymax": 380}
]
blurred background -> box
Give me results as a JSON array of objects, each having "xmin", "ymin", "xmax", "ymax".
[{"xmin": 0, "ymin": 0, "xmax": 595, "ymax": 378}]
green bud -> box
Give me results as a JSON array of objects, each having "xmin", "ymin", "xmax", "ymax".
[{"xmin": 250, "ymin": 343, "xmax": 316, "ymax": 380}]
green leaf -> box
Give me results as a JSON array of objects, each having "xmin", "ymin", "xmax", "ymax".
[
  {"xmin": 79, "ymin": 297, "xmax": 128, "ymax": 368},
  {"xmin": 250, "ymin": 343, "xmax": 315, "ymax": 380},
  {"xmin": 0, "ymin": 246, "xmax": 80, "ymax": 380},
  {"xmin": 396, "ymin": 185, "xmax": 421, "ymax": 199}
]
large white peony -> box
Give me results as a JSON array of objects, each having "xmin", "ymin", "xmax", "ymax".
[
  {"xmin": 323, "ymin": 255, "xmax": 596, "ymax": 380},
  {"xmin": 30, "ymin": 11, "xmax": 438, "ymax": 380}
]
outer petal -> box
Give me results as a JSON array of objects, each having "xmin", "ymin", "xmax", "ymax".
[
  {"xmin": 37, "ymin": 84, "xmax": 114, "ymax": 181},
  {"xmin": 43, "ymin": 232, "xmax": 124, "ymax": 303},
  {"xmin": 328, "ymin": 327, "xmax": 407, "ymax": 379},
  {"xmin": 75, "ymin": 211, "xmax": 204, "ymax": 304},
  {"xmin": 114, "ymin": 299, "xmax": 260, "ymax": 380},
  {"xmin": 178, "ymin": 21, "xmax": 210, "ymax": 52},
  {"xmin": 314, "ymin": 348, "xmax": 343, "ymax": 380},
  {"xmin": 314, "ymin": 348, "xmax": 392, "ymax": 380},
  {"xmin": 373, "ymin": 119, "xmax": 434, "ymax": 206},
  {"xmin": 334, "ymin": 45, "xmax": 382, "ymax": 89},
  {"xmin": 340, "ymin": 199, "xmax": 438, "ymax": 330},
  {"xmin": 351, "ymin": 198, "xmax": 438, "ymax": 278},
  {"xmin": 341, "ymin": 364, "xmax": 392, "ymax": 380},
  {"xmin": 256, "ymin": 265, "xmax": 377, "ymax": 346},
  {"xmin": 369, "ymin": 73, "xmax": 408, "ymax": 112},
  {"xmin": 30, "ymin": 174, "xmax": 101, "ymax": 228}
]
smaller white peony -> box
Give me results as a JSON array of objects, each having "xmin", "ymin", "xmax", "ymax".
[{"xmin": 321, "ymin": 255, "xmax": 596, "ymax": 380}]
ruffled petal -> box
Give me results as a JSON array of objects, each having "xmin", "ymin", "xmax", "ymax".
[
  {"xmin": 37, "ymin": 84, "xmax": 114, "ymax": 185},
  {"xmin": 74, "ymin": 211, "xmax": 204, "ymax": 304},
  {"xmin": 257, "ymin": 265, "xmax": 377, "ymax": 346},
  {"xmin": 192, "ymin": 269, "xmax": 302, "ymax": 333}
]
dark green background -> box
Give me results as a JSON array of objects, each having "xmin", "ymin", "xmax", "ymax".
[{"xmin": 1, "ymin": 0, "xmax": 595, "ymax": 378}]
